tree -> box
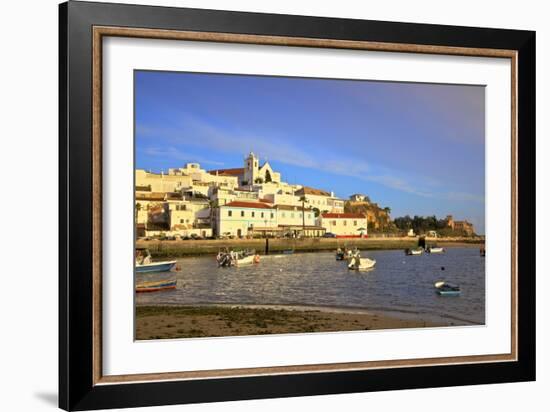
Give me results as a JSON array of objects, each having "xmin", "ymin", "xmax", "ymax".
[
  {"xmin": 135, "ymin": 203, "xmax": 141, "ymax": 225},
  {"xmin": 383, "ymin": 206, "xmax": 391, "ymax": 215},
  {"xmin": 265, "ymin": 170, "xmax": 272, "ymax": 183},
  {"xmin": 312, "ymin": 207, "xmax": 321, "ymax": 218},
  {"xmin": 299, "ymin": 195, "xmax": 308, "ymax": 235}
]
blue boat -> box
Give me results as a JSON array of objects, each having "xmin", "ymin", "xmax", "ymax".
[
  {"xmin": 136, "ymin": 261, "xmax": 177, "ymax": 273},
  {"xmin": 135, "ymin": 248, "xmax": 176, "ymax": 273}
]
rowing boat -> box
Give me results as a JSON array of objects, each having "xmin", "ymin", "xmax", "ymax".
[{"xmin": 136, "ymin": 279, "xmax": 177, "ymax": 293}]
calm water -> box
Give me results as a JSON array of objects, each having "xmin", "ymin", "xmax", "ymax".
[{"xmin": 136, "ymin": 247, "xmax": 485, "ymax": 325}]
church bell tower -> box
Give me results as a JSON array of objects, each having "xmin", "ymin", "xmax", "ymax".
[{"xmin": 244, "ymin": 152, "xmax": 259, "ymax": 185}]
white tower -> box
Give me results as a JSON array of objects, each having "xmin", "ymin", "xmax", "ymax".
[{"xmin": 244, "ymin": 152, "xmax": 259, "ymax": 184}]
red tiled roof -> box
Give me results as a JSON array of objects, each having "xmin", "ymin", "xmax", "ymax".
[
  {"xmin": 321, "ymin": 213, "xmax": 366, "ymax": 219},
  {"xmin": 295, "ymin": 186, "xmax": 331, "ymax": 197},
  {"xmin": 208, "ymin": 168, "xmax": 244, "ymax": 176},
  {"xmin": 275, "ymin": 204, "xmax": 310, "ymax": 211},
  {"xmin": 223, "ymin": 201, "xmax": 273, "ymax": 209},
  {"xmin": 135, "ymin": 192, "xmax": 166, "ymax": 201}
]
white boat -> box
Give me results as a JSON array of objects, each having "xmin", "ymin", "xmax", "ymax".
[
  {"xmin": 217, "ymin": 249, "xmax": 260, "ymax": 267},
  {"xmin": 427, "ymin": 247, "xmax": 445, "ymax": 254},
  {"xmin": 405, "ymin": 248, "xmax": 423, "ymax": 255},
  {"xmin": 348, "ymin": 256, "xmax": 376, "ymax": 271},
  {"xmin": 234, "ymin": 254, "xmax": 259, "ymax": 266}
]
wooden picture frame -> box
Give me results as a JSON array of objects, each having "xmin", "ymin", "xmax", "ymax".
[{"xmin": 59, "ymin": 1, "xmax": 535, "ymax": 410}]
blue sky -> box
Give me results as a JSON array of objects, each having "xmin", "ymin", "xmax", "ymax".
[{"xmin": 135, "ymin": 71, "xmax": 485, "ymax": 233}]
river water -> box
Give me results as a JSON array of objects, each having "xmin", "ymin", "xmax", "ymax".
[{"xmin": 136, "ymin": 247, "xmax": 485, "ymax": 325}]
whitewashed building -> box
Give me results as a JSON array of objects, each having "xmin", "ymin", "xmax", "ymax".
[
  {"xmin": 319, "ymin": 213, "xmax": 368, "ymax": 237},
  {"xmin": 215, "ymin": 201, "xmax": 277, "ymax": 238}
]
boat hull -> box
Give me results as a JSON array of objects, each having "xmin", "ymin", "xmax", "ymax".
[
  {"xmin": 348, "ymin": 258, "xmax": 376, "ymax": 271},
  {"xmin": 136, "ymin": 279, "xmax": 177, "ymax": 293},
  {"xmin": 437, "ymin": 290, "xmax": 461, "ymax": 296},
  {"xmin": 135, "ymin": 261, "xmax": 177, "ymax": 273},
  {"xmin": 234, "ymin": 255, "xmax": 257, "ymax": 266}
]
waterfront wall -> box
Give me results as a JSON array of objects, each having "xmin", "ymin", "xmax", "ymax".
[{"xmin": 137, "ymin": 236, "xmax": 484, "ymax": 258}]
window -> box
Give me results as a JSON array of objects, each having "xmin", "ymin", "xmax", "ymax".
[
  {"xmin": 228, "ymin": 210, "xmax": 232, "ymax": 217},
  {"xmin": 270, "ymin": 213, "xmax": 274, "ymax": 219},
  {"xmin": 343, "ymin": 220, "xmax": 347, "ymax": 226},
  {"xmin": 180, "ymin": 219, "xmax": 184, "ymax": 223},
  {"xmin": 241, "ymin": 211, "xmax": 245, "ymax": 217},
  {"xmin": 332, "ymin": 220, "xmax": 336, "ymax": 226},
  {"xmin": 252, "ymin": 211, "xmax": 255, "ymax": 217},
  {"xmin": 354, "ymin": 220, "xmax": 357, "ymax": 226},
  {"xmin": 261, "ymin": 212, "xmax": 264, "ymax": 218}
]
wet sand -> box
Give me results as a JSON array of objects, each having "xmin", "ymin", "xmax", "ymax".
[{"xmin": 135, "ymin": 304, "xmax": 448, "ymax": 340}]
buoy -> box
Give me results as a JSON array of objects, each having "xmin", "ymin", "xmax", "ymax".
[{"xmin": 254, "ymin": 254, "xmax": 261, "ymax": 264}]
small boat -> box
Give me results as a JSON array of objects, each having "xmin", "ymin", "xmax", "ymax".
[
  {"xmin": 217, "ymin": 249, "xmax": 260, "ymax": 267},
  {"xmin": 136, "ymin": 279, "xmax": 177, "ymax": 293},
  {"xmin": 426, "ymin": 247, "xmax": 445, "ymax": 254},
  {"xmin": 434, "ymin": 281, "xmax": 461, "ymax": 296},
  {"xmin": 135, "ymin": 248, "xmax": 176, "ymax": 273},
  {"xmin": 405, "ymin": 248, "xmax": 423, "ymax": 255},
  {"xmin": 335, "ymin": 249, "xmax": 345, "ymax": 261},
  {"xmin": 348, "ymin": 255, "xmax": 376, "ymax": 271}
]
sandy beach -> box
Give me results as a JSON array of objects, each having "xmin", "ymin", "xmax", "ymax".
[{"xmin": 135, "ymin": 304, "xmax": 453, "ymax": 340}]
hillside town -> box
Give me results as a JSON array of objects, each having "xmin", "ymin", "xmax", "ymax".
[{"xmin": 135, "ymin": 152, "xmax": 475, "ymax": 240}]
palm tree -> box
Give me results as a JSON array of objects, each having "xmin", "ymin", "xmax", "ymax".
[
  {"xmin": 135, "ymin": 203, "xmax": 141, "ymax": 224},
  {"xmin": 299, "ymin": 195, "xmax": 308, "ymax": 236}
]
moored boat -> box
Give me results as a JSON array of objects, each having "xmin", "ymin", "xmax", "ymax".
[
  {"xmin": 135, "ymin": 248, "xmax": 176, "ymax": 273},
  {"xmin": 434, "ymin": 281, "xmax": 461, "ymax": 296},
  {"xmin": 426, "ymin": 246, "xmax": 445, "ymax": 254},
  {"xmin": 348, "ymin": 255, "xmax": 376, "ymax": 271},
  {"xmin": 405, "ymin": 248, "xmax": 423, "ymax": 255},
  {"xmin": 217, "ymin": 249, "xmax": 260, "ymax": 267},
  {"xmin": 136, "ymin": 279, "xmax": 177, "ymax": 293}
]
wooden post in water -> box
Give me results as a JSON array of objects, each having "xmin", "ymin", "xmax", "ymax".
[{"xmin": 265, "ymin": 237, "xmax": 269, "ymax": 255}]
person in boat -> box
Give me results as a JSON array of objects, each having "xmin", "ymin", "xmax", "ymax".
[
  {"xmin": 142, "ymin": 253, "xmax": 152, "ymax": 265},
  {"xmin": 135, "ymin": 250, "xmax": 143, "ymax": 265}
]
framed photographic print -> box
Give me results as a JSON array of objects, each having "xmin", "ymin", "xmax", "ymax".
[{"xmin": 59, "ymin": 1, "xmax": 535, "ymax": 410}]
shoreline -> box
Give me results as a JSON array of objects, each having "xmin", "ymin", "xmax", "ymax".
[
  {"xmin": 137, "ymin": 237, "xmax": 484, "ymax": 258},
  {"xmin": 135, "ymin": 304, "xmax": 472, "ymax": 340}
]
